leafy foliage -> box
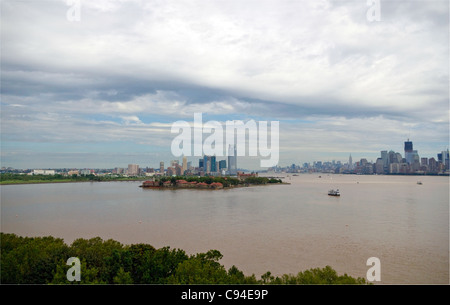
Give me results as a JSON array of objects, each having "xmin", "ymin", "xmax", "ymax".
[{"xmin": 1, "ymin": 233, "xmax": 367, "ymax": 284}]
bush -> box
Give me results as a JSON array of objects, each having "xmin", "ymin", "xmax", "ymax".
[{"xmin": 1, "ymin": 233, "xmax": 367, "ymax": 285}]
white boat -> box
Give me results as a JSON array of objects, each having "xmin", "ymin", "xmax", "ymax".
[{"xmin": 328, "ymin": 189, "xmax": 340, "ymax": 196}]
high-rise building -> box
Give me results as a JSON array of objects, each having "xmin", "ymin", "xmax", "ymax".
[
  {"xmin": 375, "ymin": 158, "xmax": 384, "ymax": 174},
  {"xmin": 380, "ymin": 151, "xmax": 388, "ymax": 173},
  {"xmin": 228, "ymin": 145, "xmax": 237, "ymax": 175},
  {"xmin": 395, "ymin": 152, "xmax": 403, "ymax": 163},
  {"xmin": 404, "ymin": 139, "xmax": 414, "ymax": 164},
  {"xmin": 204, "ymin": 155, "xmax": 210, "ymax": 173},
  {"xmin": 219, "ymin": 160, "xmax": 227, "ymax": 170},
  {"xmin": 440, "ymin": 149, "xmax": 450, "ymax": 169},
  {"xmin": 199, "ymin": 159, "xmax": 204, "ymax": 169},
  {"xmin": 128, "ymin": 164, "xmax": 139, "ymax": 176},
  {"xmin": 182, "ymin": 156, "xmax": 187, "ymax": 174},
  {"xmin": 429, "ymin": 157, "xmax": 437, "ymax": 173},
  {"xmin": 210, "ymin": 155, "xmax": 216, "ymax": 172},
  {"xmin": 160, "ymin": 162, "xmax": 164, "ymax": 175},
  {"xmin": 421, "ymin": 157, "xmax": 428, "ymax": 167},
  {"xmin": 175, "ymin": 164, "xmax": 183, "ymax": 176},
  {"xmin": 167, "ymin": 167, "xmax": 175, "ymax": 176}
]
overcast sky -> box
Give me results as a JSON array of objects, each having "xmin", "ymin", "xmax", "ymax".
[{"xmin": 1, "ymin": 0, "xmax": 448, "ymax": 169}]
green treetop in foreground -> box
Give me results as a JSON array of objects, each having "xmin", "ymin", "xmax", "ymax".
[{"xmin": 1, "ymin": 233, "xmax": 367, "ymax": 284}]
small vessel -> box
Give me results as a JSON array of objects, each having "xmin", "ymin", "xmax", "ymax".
[
  {"xmin": 328, "ymin": 189, "xmax": 340, "ymax": 196},
  {"xmin": 417, "ymin": 181, "xmax": 423, "ymax": 185}
]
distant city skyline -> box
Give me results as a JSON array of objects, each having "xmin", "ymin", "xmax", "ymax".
[
  {"xmin": 1, "ymin": 1, "xmax": 448, "ymax": 170},
  {"xmin": 2, "ymin": 138, "xmax": 448, "ymax": 174}
]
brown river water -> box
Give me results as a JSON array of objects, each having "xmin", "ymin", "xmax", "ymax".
[{"xmin": 1, "ymin": 174, "xmax": 448, "ymax": 284}]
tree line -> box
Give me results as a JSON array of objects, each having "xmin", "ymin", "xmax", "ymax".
[
  {"xmin": 1, "ymin": 233, "xmax": 367, "ymax": 284},
  {"xmin": 157, "ymin": 176, "xmax": 283, "ymax": 187}
]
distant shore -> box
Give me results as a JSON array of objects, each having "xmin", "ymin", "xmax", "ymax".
[{"xmin": 0, "ymin": 178, "xmax": 147, "ymax": 185}]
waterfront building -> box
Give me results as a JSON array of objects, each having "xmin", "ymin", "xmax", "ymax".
[
  {"xmin": 204, "ymin": 155, "xmax": 210, "ymax": 174},
  {"xmin": 160, "ymin": 162, "xmax": 164, "ymax": 175},
  {"xmin": 390, "ymin": 163, "xmax": 400, "ymax": 174},
  {"xmin": 375, "ymin": 158, "xmax": 384, "ymax": 174},
  {"xmin": 438, "ymin": 149, "xmax": 449, "ymax": 170},
  {"xmin": 33, "ymin": 169, "xmax": 55, "ymax": 175},
  {"xmin": 219, "ymin": 160, "xmax": 227, "ymax": 171},
  {"xmin": 175, "ymin": 164, "xmax": 183, "ymax": 176},
  {"xmin": 380, "ymin": 151, "xmax": 388, "ymax": 173},
  {"xmin": 68, "ymin": 170, "xmax": 79, "ymax": 176},
  {"xmin": 421, "ymin": 157, "xmax": 428, "ymax": 167},
  {"xmin": 211, "ymin": 155, "xmax": 216, "ymax": 173},
  {"xmin": 228, "ymin": 145, "xmax": 237, "ymax": 175},
  {"xmin": 182, "ymin": 156, "xmax": 187, "ymax": 174},
  {"xmin": 429, "ymin": 157, "xmax": 438, "ymax": 173},
  {"xmin": 167, "ymin": 167, "xmax": 175, "ymax": 176},
  {"xmin": 80, "ymin": 169, "xmax": 92, "ymax": 176},
  {"xmin": 128, "ymin": 164, "xmax": 139, "ymax": 176},
  {"xmin": 404, "ymin": 139, "xmax": 414, "ymax": 164},
  {"xmin": 114, "ymin": 167, "xmax": 125, "ymax": 174}
]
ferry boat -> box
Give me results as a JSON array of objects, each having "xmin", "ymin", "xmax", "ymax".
[{"xmin": 328, "ymin": 189, "xmax": 340, "ymax": 196}]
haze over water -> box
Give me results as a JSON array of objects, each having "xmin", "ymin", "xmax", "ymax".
[{"xmin": 1, "ymin": 174, "xmax": 448, "ymax": 284}]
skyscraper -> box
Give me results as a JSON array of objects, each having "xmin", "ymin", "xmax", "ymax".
[
  {"xmin": 210, "ymin": 155, "xmax": 216, "ymax": 172},
  {"xmin": 404, "ymin": 139, "xmax": 413, "ymax": 152},
  {"xmin": 228, "ymin": 145, "xmax": 237, "ymax": 175},
  {"xmin": 128, "ymin": 164, "xmax": 139, "ymax": 176},
  {"xmin": 380, "ymin": 150, "xmax": 388, "ymax": 173},
  {"xmin": 404, "ymin": 139, "xmax": 414, "ymax": 164},
  {"xmin": 160, "ymin": 162, "xmax": 164, "ymax": 175},
  {"xmin": 440, "ymin": 149, "xmax": 449, "ymax": 170},
  {"xmin": 219, "ymin": 160, "xmax": 227, "ymax": 170},
  {"xmin": 204, "ymin": 155, "xmax": 210, "ymax": 173},
  {"xmin": 182, "ymin": 156, "xmax": 187, "ymax": 173}
]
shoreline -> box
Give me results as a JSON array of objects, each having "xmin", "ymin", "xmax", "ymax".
[{"xmin": 0, "ymin": 179, "xmax": 147, "ymax": 186}]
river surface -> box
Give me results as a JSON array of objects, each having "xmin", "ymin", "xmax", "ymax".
[{"xmin": 1, "ymin": 174, "xmax": 448, "ymax": 284}]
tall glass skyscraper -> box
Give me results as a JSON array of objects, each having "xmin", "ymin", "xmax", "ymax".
[
  {"xmin": 404, "ymin": 139, "xmax": 414, "ymax": 164},
  {"xmin": 228, "ymin": 144, "xmax": 237, "ymax": 175},
  {"xmin": 210, "ymin": 155, "xmax": 216, "ymax": 172},
  {"xmin": 404, "ymin": 139, "xmax": 413, "ymax": 152}
]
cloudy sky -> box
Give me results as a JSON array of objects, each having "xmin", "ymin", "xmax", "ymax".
[{"xmin": 1, "ymin": 0, "xmax": 448, "ymax": 169}]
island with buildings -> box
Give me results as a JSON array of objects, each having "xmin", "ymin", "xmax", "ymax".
[{"xmin": 139, "ymin": 173, "xmax": 284, "ymax": 190}]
